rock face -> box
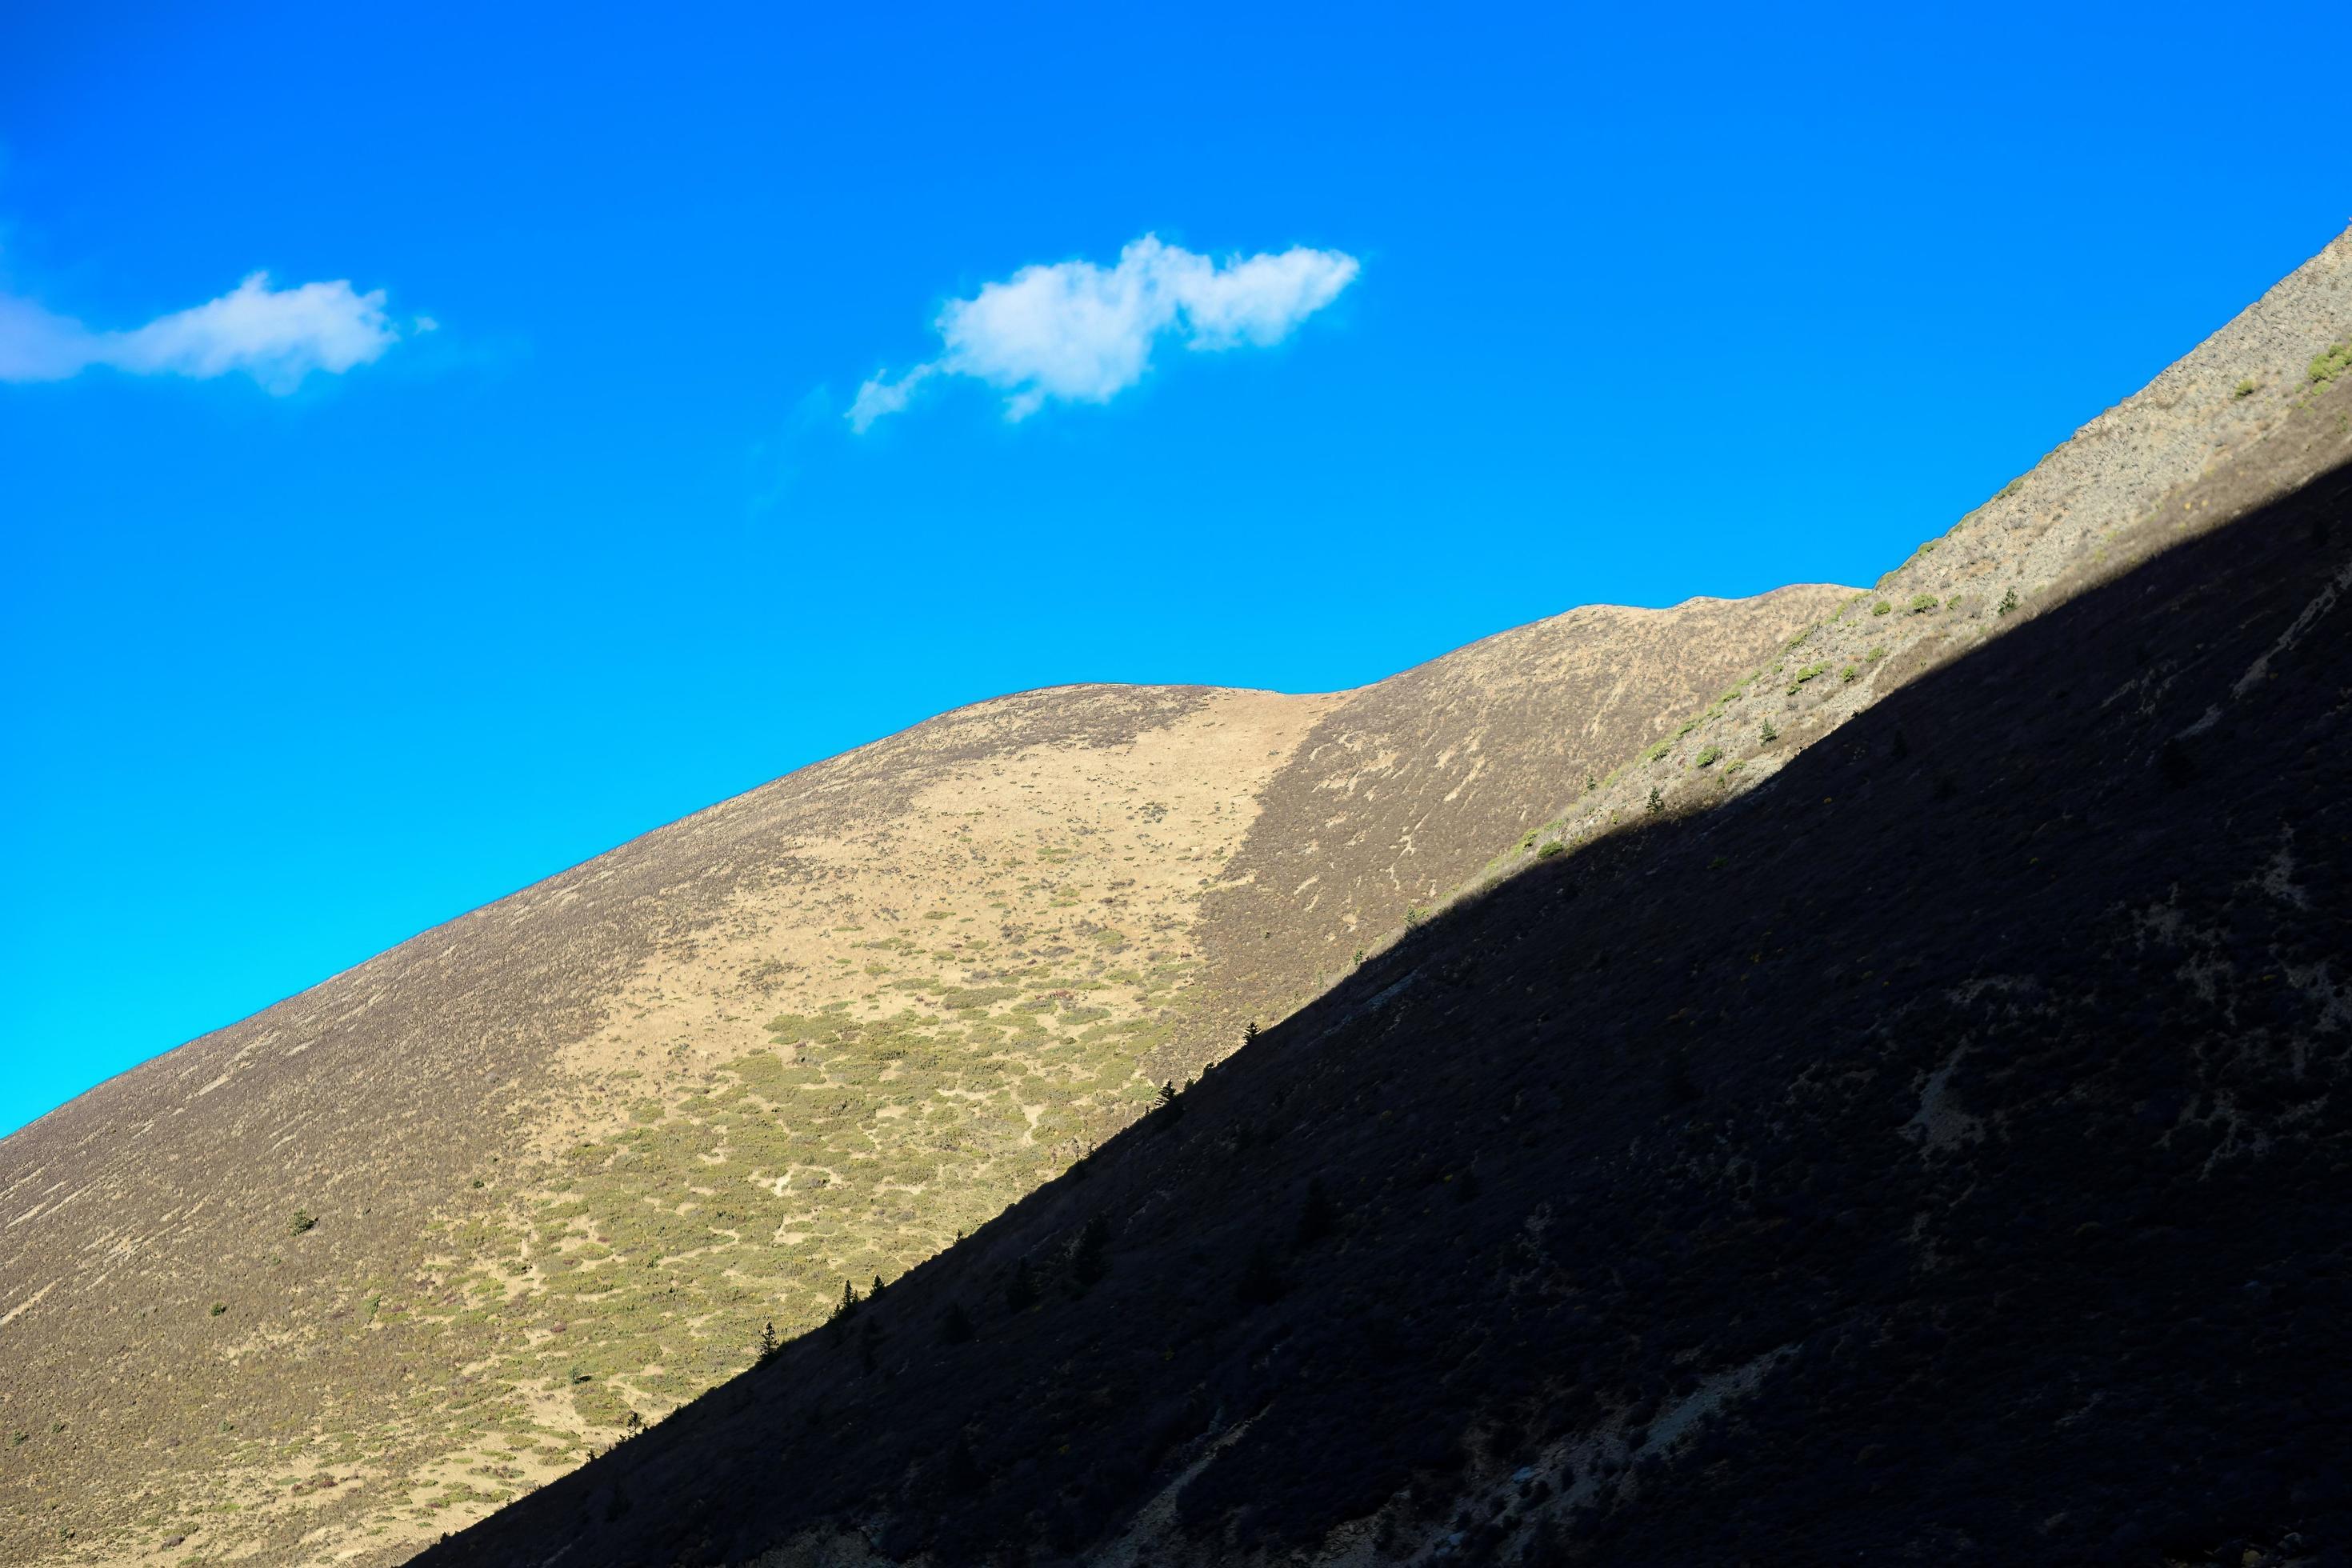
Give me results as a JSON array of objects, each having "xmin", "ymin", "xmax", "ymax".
[
  {"xmin": 414, "ymin": 235, "xmax": 2352, "ymax": 1567},
  {"xmin": 0, "ymin": 574, "xmax": 1838, "ymax": 1564}
]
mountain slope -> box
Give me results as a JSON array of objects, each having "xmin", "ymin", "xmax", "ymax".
[
  {"xmin": 418, "ymin": 274, "xmax": 2352, "ymax": 1568},
  {"xmin": 0, "ymin": 587, "xmax": 1842, "ymax": 1565}
]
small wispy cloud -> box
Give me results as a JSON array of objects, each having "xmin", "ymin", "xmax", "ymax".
[
  {"xmin": 849, "ymin": 234, "xmax": 1358, "ymax": 431},
  {"xmin": 0, "ymin": 271, "xmax": 414, "ymax": 394}
]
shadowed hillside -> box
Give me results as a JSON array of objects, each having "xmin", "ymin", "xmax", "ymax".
[
  {"xmin": 9, "ymin": 227, "xmax": 2350, "ymax": 1568},
  {"xmin": 0, "ymin": 586, "xmax": 1840, "ymax": 1564},
  {"xmin": 420, "ymin": 376, "xmax": 2352, "ymax": 1567}
]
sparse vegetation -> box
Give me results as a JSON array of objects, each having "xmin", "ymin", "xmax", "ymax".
[
  {"xmin": 1004, "ymin": 1258, "xmax": 1038, "ymax": 1314},
  {"xmin": 1235, "ymin": 1242, "xmax": 1283, "ymax": 1307},
  {"xmin": 2310, "ymin": 342, "xmax": 2351, "ymax": 386},
  {"xmin": 0, "ymin": 586, "xmax": 1886, "ymax": 1558},
  {"xmin": 1294, "ymin": 1179, "xmax": 1337, "ymax": 1250},
  {"xmin": 451, "ymin": 426, "xmax": 2352, "ymax": 1568},
  {"xmin": 1066, "ymin": 1215, "xmax": 1111, "ymax": 1294}
]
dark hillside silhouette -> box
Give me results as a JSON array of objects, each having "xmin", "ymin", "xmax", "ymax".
[{"xmin": 420, "ymin": 446, "xmax": 2352, "ymax": 1564}]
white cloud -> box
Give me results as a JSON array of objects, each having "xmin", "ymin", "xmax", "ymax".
[
  {"xmin": 846, "ymin": 362, "xmax": 938, "ymax": 432},
  {"xmin": 0, "ymin": 271, "xmax": 409, "ymax": 394},
  {"xmin": 848, "ymin": 234, "xmax": 1358, "ymax": 431}
]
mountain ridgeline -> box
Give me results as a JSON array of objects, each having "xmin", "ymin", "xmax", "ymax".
[
  {"xmin": 445, "ymin": 471, "xmax": 2352, "ymax": 1568},
  {"xmin": 0, "ymin": 567, "xmax": 1843, "ymax": 1560},
  {"xmin": 414, "ymin": 234, "xmax": 2352, "ymax": 1565},
  {"xmin": 5, "ymin": 228, "xmax": 2351, "ymax": 1567}
]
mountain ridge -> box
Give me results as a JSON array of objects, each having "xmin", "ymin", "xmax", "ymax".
[
  {"xmin": 11, "ymin": 224, "xmax": 2349, "ymax": 1568},
  {"xmin": 401, "ymin": 226, "xmax": 2352, "ymax": 1568},
  {"xmin": 0, "ymin": 579, "xmax": 1845, "ymax": 1566},
  {"xmin": 425, "ymin": 346, "xmax": 2352, "ymax": 1568}
]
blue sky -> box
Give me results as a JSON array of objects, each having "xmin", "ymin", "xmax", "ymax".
[{"xmin": 3, "ymin": 0, "xmax": 2348, "ymax": 1136}]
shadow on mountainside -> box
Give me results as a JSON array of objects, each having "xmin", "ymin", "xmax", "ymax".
[{"xmin": 422, "ymin": 455, "xmax": 2352, "ymax": 1568}]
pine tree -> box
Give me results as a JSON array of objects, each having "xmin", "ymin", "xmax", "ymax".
[
  {"xmin": 1236, "ymin": 1241, "xmax": 1283, "ymax": 1306},
  {"xmin": 1004, "ymin": 1257, "xmax": 1038, "ymax": 1314},
  {"xmin": 1294, "ymin": 1178, "xmax": 1337, "ymax": 1250},
  {"xmin": 758, "ymin": 1321, "xmax": 780, "ymax": 1362},
  {"xmin": 1151, "ymin": 1079, "xmax": 1184, "ymax": 1133},
  {"xmin": 1067, "ymin": 1215, "xmax": 1111, "ymax": 1293},
  {"xmin": 826, "ymin": 1278, "xmax": 862, "ymax": 1342}
]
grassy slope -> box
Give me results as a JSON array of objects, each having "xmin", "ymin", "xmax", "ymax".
[
  {"xmin": 414, "ymin": 257, "xmax": 2352, "ymax": 1568},
  {"xmin": 0, "ymin": 605, "xmax": 1837, "ymax": 1565},
  {"xmin": 416, "ymin": 274, "xmax": 2352, "ymax": 1565}
]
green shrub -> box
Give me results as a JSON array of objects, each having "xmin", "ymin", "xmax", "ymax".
[
  {"xmin": 1536, "ymin": 840, "xmax": 1566, "ymax": 859},
  {"xmin": 1695, "ymin": 745, "xmax": 1722, "ymax": 767},
  {"xmin": 1839, "ymin": 665, "xmax": 1858, "ymax": 683},
  {"xmin": 1004, "ymin": 1258, "xmax": 1038, "ymax": 1313},
  {"xmin": 1066, "ymin": 1215, "xmax": 1114, "ymax": 1294},
  {"xmin": 1236, "ymin": 1242, "xmax": 1284, "ymax": 1306},
  {"xmin": 2310, "ymin": 342, "xmax": 2351, "ymax": 386},
  {"xmin": 2234, "ymin": 376, "xmax": 2258, "ymax": 398},
  {"xmin": 1872, "ymin": 601, "xmax": 1891, "ymax": 616},
  {"xmin": 1294, "ymin": 1179, "xmax": 1338, "ymax": 1250},
  {"xmin": 210, "ymin": 1302, "xmax": 227, "ymax": 1318},
  {"xmin": 1786, "ymin": 662, "xmax": 1829, "ymax": 694},
  {"xmin": 1998, "ymin": 587, "xmax": 2019, "ymax": 615},
  {"xmin": 1645, "ymin": 786, "xmax": 1664, "ymax": 816},
  {"xmin": 289, "ymin": 1210, "xmax": 316, "ymax": 1235},
  {"xmin": 939, "ymin": 1302, "xmax": 974, "ymax": 1345},
  {"xmin": 1759, "ymin": 719, "xmax": 1778, "ymax": 743},
  {"xmin": 1908, "ymin": 594, "xmax": 1938, "ymax": 614},
  {"xmin": 828, "ymin": 1279, "xmax": 862, "ymax": 1326}
]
